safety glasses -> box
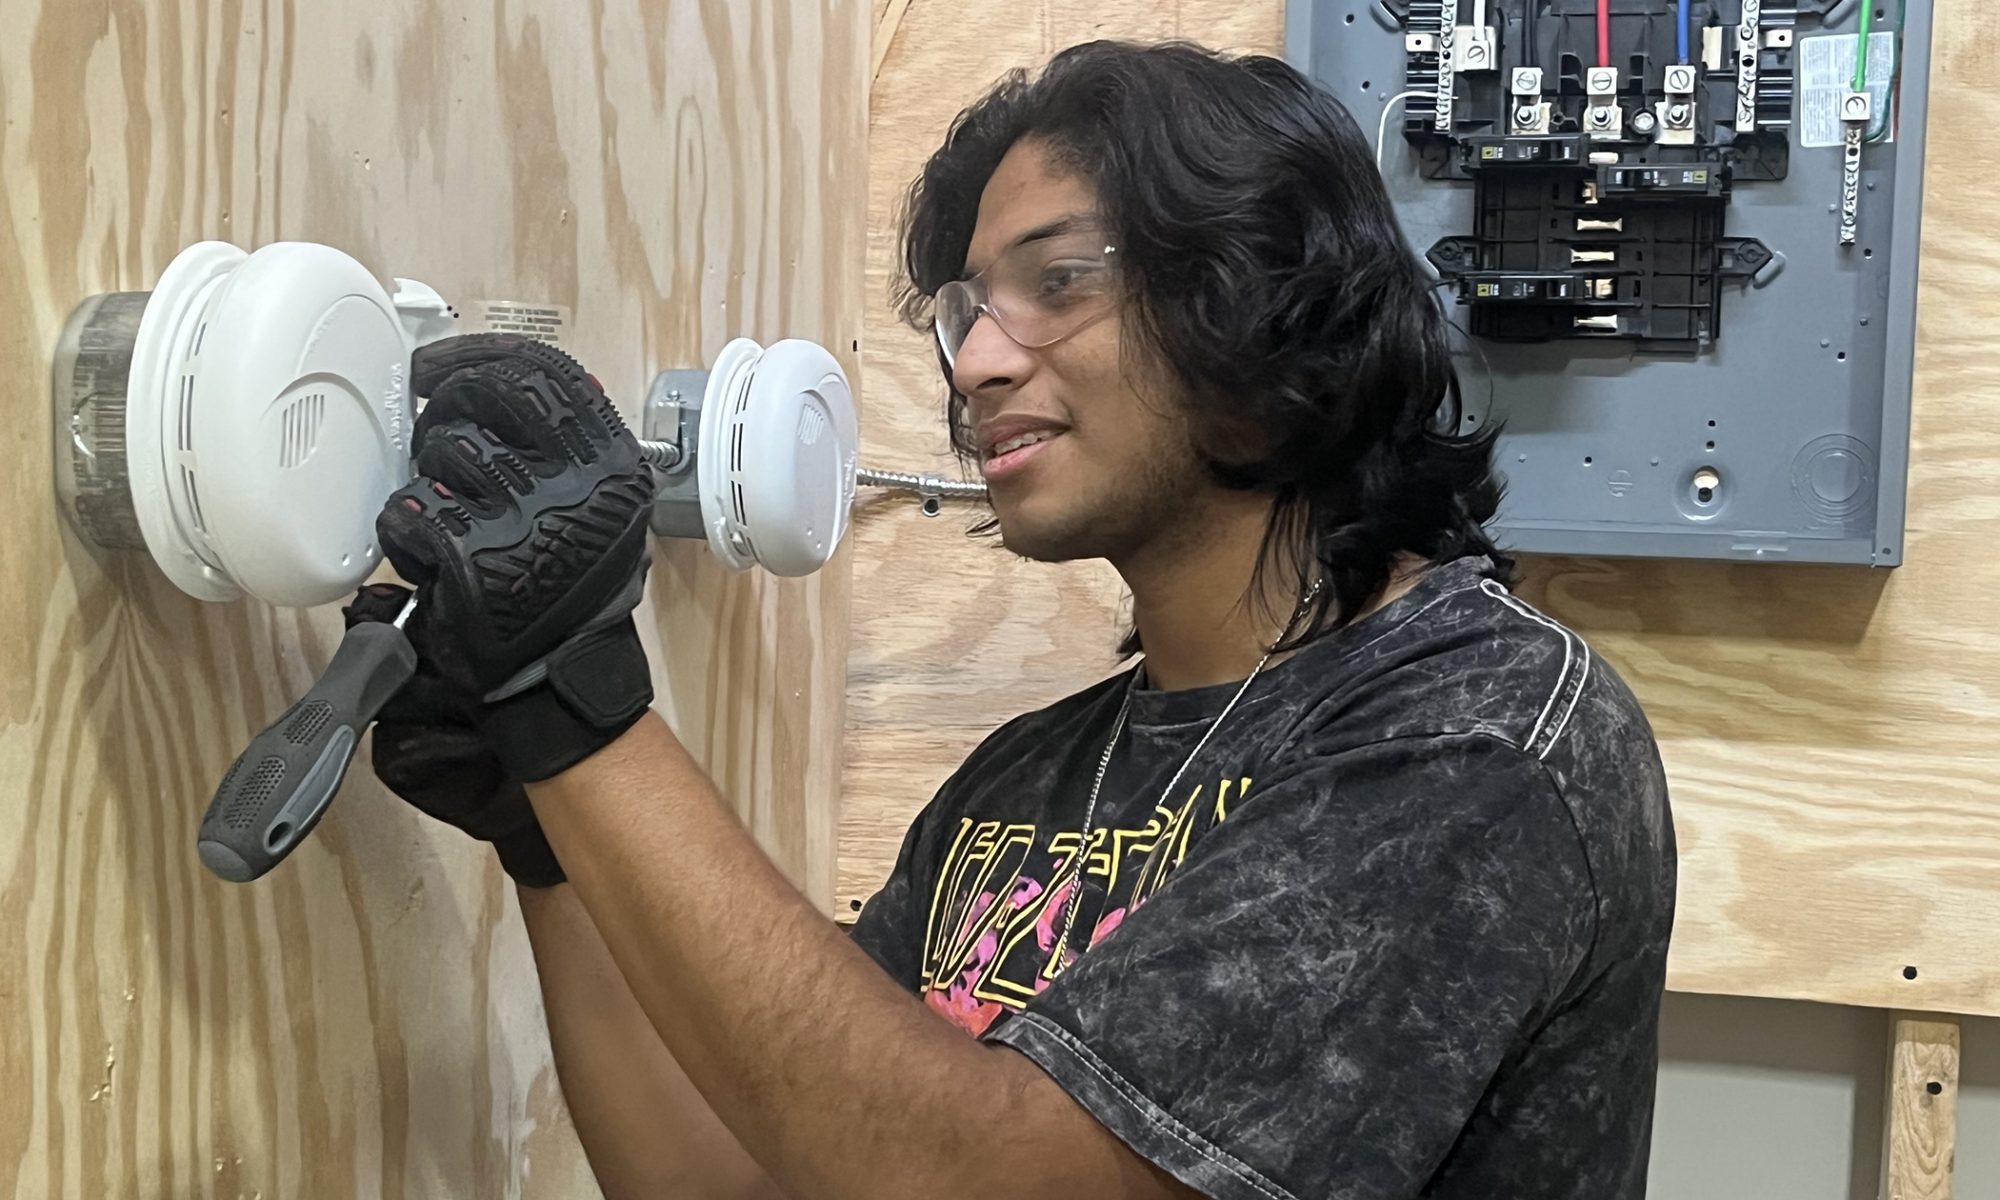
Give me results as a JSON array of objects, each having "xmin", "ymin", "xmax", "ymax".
[{"xmin": 934, "ymin": 232, "xmax": 1120, "ymax": 367}]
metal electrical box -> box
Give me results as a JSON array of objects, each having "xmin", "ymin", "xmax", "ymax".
[{"xmin": 1288, "ymin": 0, "xmax": 1933, "ymax": 565}]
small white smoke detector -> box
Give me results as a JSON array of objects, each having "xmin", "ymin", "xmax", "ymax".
[
  {"xmin": 105, "ymin": 241, "xmax": 417, "ymax": 606},
  {"xmin": 695, "ymin": 337, "xmax": 857, "ymax": 576}
]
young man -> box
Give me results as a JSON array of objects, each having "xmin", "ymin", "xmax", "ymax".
[{"xmin": 354, "ymin": 40, "xmax": 1674, "ymax": 1200}]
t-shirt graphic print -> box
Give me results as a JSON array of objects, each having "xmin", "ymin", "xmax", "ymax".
[{"xmin": 919, "ymin": 767, "xmax": 1251, "ymax": 1035}]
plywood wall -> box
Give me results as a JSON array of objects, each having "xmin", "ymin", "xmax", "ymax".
[
  {"xmin": 847, "ymin": 0, "xmax": 2000, "ymax": 1019},
  {"xmin": 0, "ymin": 2, "xmax": 864, "ymax": 1197}
]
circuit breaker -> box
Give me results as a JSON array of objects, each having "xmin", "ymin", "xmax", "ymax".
[{"xmin": 1289, "ymin": 0, "xmax": 1932, "ymax": 565}]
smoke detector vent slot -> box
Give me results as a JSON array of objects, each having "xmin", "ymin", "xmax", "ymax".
[
  {"xmin": 797, "ymin": 404, "xmax": 825, "ymax": 446},
  {"xmin": 181, "ymin": 466, "xmax": 208, "ymax": 533},
  {"xmin": 727, "ymin": 385, "xmax": 754, "ymax": 474},
  {"xmin": 192, "ymin": 321, "xmax": 208, "ymax": 356},
  {"xmin": 178, "ymin": 375, "xmax": 195, "ymax": 450},
  {"xmin": 279, "ymin": 391, "xmax": 326, "ymax": 469}
]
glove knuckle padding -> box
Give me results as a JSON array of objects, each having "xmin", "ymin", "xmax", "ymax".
[
  {"xmin": 410, "ymin": 332, "xmax": 582, "ymax": 395},
  {"xmin": 413, "ymin": 420, "xmax": 534, "ymax": 513},
  {"xmin": 459, "ymin": 472, "xmax": 652, "ymax": 655},
  {"xmin": 413, "ymin": 340, "xmax": 631, "ymax": 476}
]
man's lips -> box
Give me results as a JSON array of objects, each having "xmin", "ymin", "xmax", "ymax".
[
  {"xmin": 975, "ymin": 414, "xmax": 1070, "ymax": 460},
  {"xmin": 981, "ymin": 430, "xmax": 1063, "ymax": 482}
]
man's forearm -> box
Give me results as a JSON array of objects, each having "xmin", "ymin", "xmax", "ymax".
[
  {"xmin": 519, "ymin": 882, "xmax": 785, "ymax": 1200},
  {"xmin": 525, "ymin": 713, "xmax": 1185, "ymax": 1200}
]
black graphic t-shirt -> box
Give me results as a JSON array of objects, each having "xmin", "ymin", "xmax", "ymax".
[{"xmin": 850, "ymin": 556, "xmax": 1676, "ymax": 1200}]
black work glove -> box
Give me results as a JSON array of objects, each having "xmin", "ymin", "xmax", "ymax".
[
  {"xmin": 376, "ymin": 334, "xmax": 656, "ymax": 783},
  {"xmin": 343, "ymin": 584, "xmax": 566, "ymax": 887}
]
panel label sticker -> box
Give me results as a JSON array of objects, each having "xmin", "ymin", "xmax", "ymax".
[
  {"xmin": 466, "ymin": 300, "xmax": 570, "ymax": 347},
  {"xmin": 1799, "ymin": 33, "xmax": 1897, "ymax": 149}
]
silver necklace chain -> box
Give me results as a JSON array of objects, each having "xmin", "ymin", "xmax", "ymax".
[{"xmin": 1050, "ymin": 578, "xmax": 1325, "ymax": 973}]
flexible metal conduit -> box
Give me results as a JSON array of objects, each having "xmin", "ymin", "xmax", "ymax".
[
  {"xmin": 638, "ymin": 439, "xmax": 987, "ymax": 509},
  {"xmin": 853, "ymin": 467, "xmax": 988, "ymax": 500}
]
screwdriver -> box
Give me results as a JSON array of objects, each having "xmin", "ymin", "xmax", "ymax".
[{"xmin": 195, "ymin": 596, "xmax": 419, "ymax": 882}]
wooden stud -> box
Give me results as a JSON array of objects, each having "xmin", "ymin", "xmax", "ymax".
[{"xmin": 1880, "ymin": 1013, "xmax": 1960, "ymax": 1200}]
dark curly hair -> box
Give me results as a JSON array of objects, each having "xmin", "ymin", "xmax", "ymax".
[{"xmin": 896, "ymin": 40, "xmax": 1513, "ymax": 651}]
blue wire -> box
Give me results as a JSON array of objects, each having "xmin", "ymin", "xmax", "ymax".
[{"xmin": 1676, "ymin": 0, "xmax": 1691, "ymax": 64}]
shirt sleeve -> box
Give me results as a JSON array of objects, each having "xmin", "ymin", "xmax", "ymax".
[
  {"xmin": 847, "ymin": 795, "xmax": 934, "ymax": 992},
  {"xmin": 982, "ymin": 733, "xmax": 1598, "ymax": 1200}
]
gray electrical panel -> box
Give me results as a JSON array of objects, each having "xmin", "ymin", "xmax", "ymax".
[{"xmin": 1288, "ymin": 0, "xmax": 1933, "ymax": 565}]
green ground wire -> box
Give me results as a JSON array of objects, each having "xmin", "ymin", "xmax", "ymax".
[
  {"xmin": 1853, "ymin": 0, "xmax": 1873, "ymax": 92},
  {"xmin": 1865, "ymin": 0, "xmax": 1905, "ymax": 142}
]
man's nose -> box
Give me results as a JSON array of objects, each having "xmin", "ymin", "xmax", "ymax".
[{"xmin": 950, "ymin": 311, "xmax": 1036, "ymax": 401}]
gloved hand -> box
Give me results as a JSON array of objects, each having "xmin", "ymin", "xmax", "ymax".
[
  {"xmin": 376, "ymin": 333, "xmax": 657, "ymax": 782},
  {"xmin": 343, "ymin": 583, "xmax": 566, "ymax": 887}
]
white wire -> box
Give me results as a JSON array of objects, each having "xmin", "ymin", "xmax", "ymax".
[{"xmin": 1376, "ymin": 89, "xmax": 1437, "ymax": 175}]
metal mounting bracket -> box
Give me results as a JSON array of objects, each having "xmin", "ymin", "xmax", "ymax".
[{"xmin": 642, "ymin": 368, "xmax": 708, "ymax": 540}]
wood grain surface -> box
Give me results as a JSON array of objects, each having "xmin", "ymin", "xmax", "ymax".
[
  {"xmin": 1881, "ymin": 1013, "xmax": 1959, "ymax": 1200},
  {"xmin": 0, "ymin": 2, "xmax": 864, "ymax": 1197},
  {"xmin": 842, "ymin": 0, "xmax": 2000, "ymax": 1018}
]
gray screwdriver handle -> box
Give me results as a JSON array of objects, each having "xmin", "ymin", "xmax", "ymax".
[{"xmin": 196, "ymin": 622, "xmax": 418, "ymax": 882}]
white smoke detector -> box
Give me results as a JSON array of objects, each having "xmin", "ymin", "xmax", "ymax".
[
  {"xmin": 692, "ymin": 337, "xmax": 857, "ymax": 576},
  {"xmin": 56, "ymin": 240, "xmax": 418, "ymax": 607}
]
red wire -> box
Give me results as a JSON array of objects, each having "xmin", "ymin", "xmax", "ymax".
[{"xmin": 1597, "ymin": 0, "xmax": 1611, "ymax": 65}]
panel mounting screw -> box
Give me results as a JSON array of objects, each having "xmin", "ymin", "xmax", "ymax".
[{"xmin": 1632, "ymin": 110, "xmax": 1658, "ymax": 134}]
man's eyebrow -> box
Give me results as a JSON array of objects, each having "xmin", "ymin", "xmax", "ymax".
[{"xmin": 959, "ymin": 213, "xmax": 1094, "ymax": 280}]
